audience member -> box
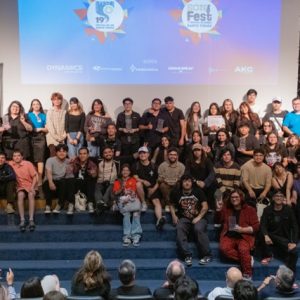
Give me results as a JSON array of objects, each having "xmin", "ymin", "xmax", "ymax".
[
  {"xmin": 244, "ymin": 88, "xmax": 263, "ymax": 118},
  {"xmin": 20, "ymin": 276, "xmax": 44, "ymax": 299},
  {"xmin": 46, "ymin": 92, "xmax": 66, "ymax": 157},
  {"xmin": 41, "ymin": 274, "xmax": 68, "ymax": 296},
  {"xmin": 65, "ymin": 97, "xmax": 85, "ymax": 158},
  {"xmin": 151, "ymin": 135, "xmax": 171, "ymax": 167},
  {"xmin": 286, "ymin": 134, "xmax": 300, "ymax": 173},
  {"xmin": 174, "ymin": 275, "xmax": 199, "ymax": 300},
  {"xmin": 215, "ymin": 189, "xmax": 259, "ymax": 279},
  {"xmin": 292, "ymin": 162, "xmax": 300, "ymax": 225},
  {"xmin": 0, "ymin": 268, "xmax": 16, "ymax": 300},
  {"xmin": 43, "ymin": 291, "xmax": 66, "ymax": 300},
  {"xmin": 207, "ymin": 267, "xmax": 243, "ymax": 300},
  {"xmin": 186, "ymin": 101, "xmax": 202, "ymax": 141},
  {"xmin": 221, "ymin": 99, "xmax": 239, "ymax": 136},
  {"xmin": 259, "ymin": 120, "xmax": 276, "ymax": 145},
  {"xmin": 0, "ymin": 152, "xmax": 16, "ymax": 214},
  {"xmin": 153, "ymin": 260, "xmax": 185, "ymax": 300},
  {"xmin": 232, "ymin": 279, "xmax": 257, "ymax": 300},
  {"xmin": 9, "ymin": 149, "xmax": 38, "ymax": 231},
  {"xmin": 71, "ymin": 250, "xmax": 111, "ymax": 297},
  {"xmin": 109, "ymin": 259, "xmax": 152, "ymax": 299},
  {"xmin": 283, "ymin": 97, "xmax": 300, "ymax": 137},
  {"xmin": 170, "ymin": 174, "xmax": 212, "ymax": 266}
]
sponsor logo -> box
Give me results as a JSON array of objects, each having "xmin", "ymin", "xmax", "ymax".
[
  {"xmin": 46, "ymin": 65, "xmax": 83, "ymax": 73},
  {"xmin": 234, "ymin": 66, "xmax": 254, "ymax": 74}
]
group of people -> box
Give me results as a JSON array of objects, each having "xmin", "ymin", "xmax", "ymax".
[
  {"xmin": 0, "ymin": 90, "xmax": 300, "ymax": 278},
  {"xmin": 1, "ymin": 250, "xmax": 299, "ymax": 300}
]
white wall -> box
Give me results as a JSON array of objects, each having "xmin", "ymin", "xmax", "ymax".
[{"xmin": 0, "ymin": 0, "xmax": 299, "ymax": 118}]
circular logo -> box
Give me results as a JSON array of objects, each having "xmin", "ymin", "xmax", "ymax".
[
  {"xmin": 182, "ymin": 0, "xmax": 219, "ymax": 33},
  {"xmin": 87, "ymin": 0, "xmax": 124, "ymax": 32}
]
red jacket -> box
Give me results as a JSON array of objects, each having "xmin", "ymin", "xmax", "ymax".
[{"xmin": 215, "ymin": 203, "xmax": 260, "ymax": 248}]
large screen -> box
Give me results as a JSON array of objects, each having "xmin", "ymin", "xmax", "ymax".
[{"xmin": 18, "ymin": 0, "xmax": 281, "ymax": 85}]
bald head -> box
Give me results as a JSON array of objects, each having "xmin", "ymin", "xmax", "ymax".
[
  {"xmin": 166, "ymin": 260, "xmax": 185, "ymax": 285},
  {"xmin": 226, "ymin": 267, "xmax": 243, "ymax": 288}
]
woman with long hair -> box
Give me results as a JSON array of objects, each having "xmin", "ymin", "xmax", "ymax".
[
  {"xmin": 186, "ymin": 101, "xmax": 202, "ymax": 141},
  {"xmin": 286, "ymin": 134, "xmax": 300, "ymax": 173},
  {"xmin": 84, "ymin": 99, "xmax": 111, "ymax": 157},
  {"xmin": 151, "ymin": 135, "xmax": 171, "ymax": 167},
  {"xmin": 20, "ymin": 276, "xmax": 44, "ymax": 298},
  {"xmin": 1, "ymin": 100, "xmax": 32, "ymax": 159},
  {"xmin": 28, "ymin": 99, "xmax": 47, "ymax": 187},
  {"xmin": 65, "ymin": 97, "xmax": 86, "ymax": 158},
  {"xmin": 71, "ymin": 250, "xmax": 111, "ymax": 297},
  {"xmin": 221, "ymin": 99, "xmax": 239, "ymax": 135},
  {"xmin": 259, "ymin": 120, "xmax": 276, "ymax": 145}
]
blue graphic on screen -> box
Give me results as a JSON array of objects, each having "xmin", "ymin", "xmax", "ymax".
[{"xmin": 18, "ymin": 0, "xmax": 281, "ymax": 85}]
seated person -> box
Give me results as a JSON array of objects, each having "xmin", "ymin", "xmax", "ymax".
[
  {"xmin": 109, "ymin": 259, "xmax": 152, "ymax": 300},
  {"xmin": 233, "ymin": 279, "xmax": 257, "ymax": 300},
  {"xmin": 259, "ymin": 191, "xmax": 298, "ymax": 273},
  {"xmin": 170, "ymin": 174, "xmax": 212, "ymax": 266},
  {"xmin": 72, "ymin": 147, "xmax": 98, "ymax": 213},
  {"xmin": 44, "ymin": 291, "xmax": 66, "ymax": 300},
  {"xmin": 174, "ymin": 275, "xmax": 200, "ymax": 300},
  {"xmin": 0, "ymin": 268, "xmax": 16, "ymax": 300},
  {"xmin": 0, "ymin": 152, "xmax": 16, "ymax": 214},
  {"xmin": 41, "ymin": 274, "xmax": 68, "ymax": 297},
  {"xmin": 153, "ymin": 260, "xmax": 185, "ymax": 300},
  {"xmin": 43, "ymin": 144, "xmax": 76, "ymax": 214},
  {"xmin": 20, "ymin": 276, "xmax": 44, "ymax": 299},
  {"xmin": 258, "ymin": 265, "xmax": 300, "ymax": 298},
  {"xmin": 9, "ymin": 149, "xmax": 38, "ymax": 232}
]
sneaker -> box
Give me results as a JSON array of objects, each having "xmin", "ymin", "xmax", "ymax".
[
  {"xmin": 156, "ymin": 216, "xmax": 166, "ymax": 231},
  {"xmin": 184, "ymin": 256, "xmax": 193, "ymax": 267},
  {"xmin": 122, "ymin": 237, "xmax": 131, "ymax": 247},
  {"xmin": 28, "ymin": 220, "xmax": 36, "ymax": 232},
  {"xmin": 53, "ymin": 204, "xmax": 61, "ymax": 214},
  {"xmin": 19, "ymin": 220, "xmax": 26, "ymax": 232},
  {"xmin": 44, "ymin": 205, "xmax": 51, "ymax": 214},
  {"xmin": 132, "ymin": 236, "xmax": 141, "ymax": 247},
  {"xmin": 96, "ymin": 201, "xmax": 105, "ymax": 214},
  {"xmin": 88, "ymin": 202, "xmax": 94, "ymax": 214},
  {"xmin": 199, "ymin": 256, "xmax": 212, "ymax": 265},
  {"xmin": 165, "ymin": 205, "xmax": 170, "ymax": 212},
  {"xmin": 67, "ymin": 203, "xmax": 74, "ymax": 215},
  {"xmin": 5, "ymin": 203, "xmax": 15, "ymax": 214},
  {"xmin": 141, "ymin": 202, "xmax": 148, "ymax": 212}
]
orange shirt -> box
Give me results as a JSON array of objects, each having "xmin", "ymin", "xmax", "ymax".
[
  {"xmin": 113, "ymin": 177, "xmax": 137, "ymax": 194},
  {"xmin": 9, "ymin": 160, "xmax": 37, "ymax": 192}
]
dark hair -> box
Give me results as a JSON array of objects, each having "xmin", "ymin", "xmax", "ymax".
[
  {"xmin": 101, "ymin": 146, "xmax": 113, "ymax": 156},
  {"xmin": 107, "ymin": 122, "xmax": 117, "ymax": 129},
  {"xmin": 292, "ymin": 97, "xmax": 300, "ymax": 103},
  {"xmin": 152, "ymin": 98, "xmax": 162, "ymax": 104},
  {"xmin": 121, "ymin": 164, "xmax": 131, "ymax": 172},
  {"xmin": 179, "ymin": 174, "xmax": 194, "ymax": 189},
  {"xmin": 238, "ymin": 121, "xmax": 250, "ymax": 129},
  {"xmin": 79, "ymin": 147, "xmax": 89, "ymax": 154},
  {"xmin": 69, "ymin": 97, "xmax": 79, "ymax": 104},
  {"xmin": 0, "ymin": 152, "xmax": 7, "ymax": 158},
  {"xmin": 233, "ymin": 279, "xmax": 258, "ymax": 300},
  {"xmin": 29, "ymin": 98, "xmax": 45, "ymax": 114},
  {"xmin": 220, "ymin": 147, "xmax": 234, "ymax": 159},
  {"xmin": 227, "ymin": 189, "xmax": 245, "ymax": 209},
  {"xmin": 12, "ymin": 149, "xmax": 24, "ymax": 156},
  {"xmin": 261, "ymin": 120, "xmax": 276, "ymax": 134},
  {"xmin": 253, "ymin": 148, "xmax": 265, "ymax": 156},
  {"xmin": 7, "ymin": 100, "xmax": 25, "ymax": 115},
  {"xmin": 51, "ymin": 92, "xmax": 63, "ymax": 101},
  {"xmin": 164, "ymin": 96, "xmax": 174, "ymax": 103},
  {"xmin": 208, "ymin": 102, "xmax": 221, "ymax": 115},
  {"xmin": 118, "ymin": 260, "xmax": 136, "ymax": 285},
  {"xmin": 55, "ymin": 144, "xmax": 68, "ymax": 153},
  {"xmin": 90, "ymin": 99, "xmax": 106, "ymax": 116},
  {"xmin": 174, "ymin": 275, "xmax": 199, "ymax": 300},
  {"xmin": 43, "ymin": 291, "xmax": 66, "ymax": 300},
  {"xmin": 215, "ymin": 128, "xmax": 230, "ymax": 144},
  {"xmin": 246, "ymin": 89, "xmax": 257, "ymax": 96},
  {"xmin": 122, "ymin": 97, "xmax": 133, "ymax": 105},
  {"xmin": 21, "ymin": 276, "xmax": 44, "ymax": 298},
  {"xmin": 167, "ymin": 147, "xmax": 179, "ymax": 154}
]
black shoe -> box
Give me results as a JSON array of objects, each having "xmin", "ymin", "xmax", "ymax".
[
  {"xmin": 156, "ymin": 216, "xmax": 166, "ymax": 231},
  {"xmin": 184, "ymin": 256, "xmax": 193, "ymax": 267},
  {"xmin": 19, "ymin": 220, "xmax": 26, "ymax": 232},
  {"xmin": 28, "ymin": 220, "xmax": 36, "ymax": 232},
  {"xmin": 96, "ymin": 201, "xmax": 106, "ymax": 215}
]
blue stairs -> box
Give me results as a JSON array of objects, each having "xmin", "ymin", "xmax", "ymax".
[{"xmin": 0, "ymin": 211, "xmax": 298, "ymax": 294}]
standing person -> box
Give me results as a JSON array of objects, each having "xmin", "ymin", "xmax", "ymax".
[
  {"xmin": 0, "ymin": 152, "xmax": 16, "ymax": 214},
  {"xmin": 215, "ymin": 189, "xmax": 259, "ymax": 279},
  {"xmin": 27, "ymin": 99, "xmax": 47, "ymax": 188},
  {"xmin": 113, "ymin": 164, "xmax": 142, "ymax": 246},
  {"xmin": 9, "ymin": 150, "xmax": 38, "ymax": 232},
  {"xmin": 85, "ymin": 99, "xmax": 111, "ymax": 158},
  {"xmin": 132, "ymin": 146, "xmax": 165, "ymax": 227},
  {"xmin": 139, "ymin": 98, "xmax": 169, "ymax": 151},
  {"xmin": 283, "ymin": 97, "xmax": 300, "ymax": 137},
  {"xmin": 116, "ymin": 98, "xmax": 141, "ymax": 163},
  {"xmin": 259, "ymin": 191, "xmax": 298, "ymax": 273},
  {"xmin": 65, "ymin": 97, "xmax": 85, "ymax": 159},
  {"xmin": 72, "ymin": 147, "xmax": 98, "ymax": 213},
  {"xmin": 158, "ymin": 147, "xmax": 185, "ymax": 211},
  {"xmin": 161, "ymin": 96, "xmax": 186, "ymax": 148},
  {"xmin": 1, "ymin": 100, "xmax": 32, "ymax": 160},
  {"xmin": 46, "ymin": 92, "xmax": 67, "ymax": 157},
  {"xmin": 244, "ymin": 88, "xmax": 264, "ymax": 118},
  {"xmin": 259, "ymin": 120, "xmax": 277, "ymax": 145},
  {"xmin": 221, "ymin": 99, "xmax": 239, "ymax": 136},
  {"xmin": 186, "ymin": 101, "xmax": 202, "ymax": 142},
  {"xmin": 263, "ymin": 97, "xmax": 288, "ymax": 137},
  {"xmin": 170, "ymin": 174, "xmax": 212, "ymax": 266}
]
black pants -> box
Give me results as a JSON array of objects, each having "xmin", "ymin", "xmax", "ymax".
[
  {"xmin": 177, "ymin": 217, "xmax": 211, "ymax": 259},
  {"xmin": 0, "ymin": 180, "xmax": 16, "ymax": 203},
  {"xmin": 245, "ymin": 188, "xmax": 265, "ymax": 208},
  {"xmin": 43, "ymin": 178, "xmax": 76, "ymax": 207},
  {"xmin": 76, "ymin": 178, "xmax": 97, "ymax": 203}
]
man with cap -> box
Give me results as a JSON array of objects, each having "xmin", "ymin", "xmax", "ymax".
[
  {"xmin": 132, "ymin": 146, "xmax": 166, "ymax": 227},
  {"xmin": 263, "ymin": 97, "xmax": 288, "ymax": 137},
  {"xmin": 259, "ymin": 190, "xmax": 298, "ymax": 272}
]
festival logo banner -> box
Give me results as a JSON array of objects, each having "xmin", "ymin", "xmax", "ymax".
[
  {"xmin": 170, "ymin": 0, "xmax": 222, "ymax": 44},
  {"xmin": 74, "ymin": 0, "xmax": 128, "ymax": 44}
]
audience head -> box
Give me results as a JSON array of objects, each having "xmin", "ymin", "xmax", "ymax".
[
  {"xmin": 152, "ymin": 98, "xmax": 162, "ymax": 111},
  {"xmin": 233, "ymin": 279, "xmax": 257, "ymax": 300},
  {"xmin": 78, "ymin": 147, "xmax": 89, "ymax": 161},
  {"xmin": 174, "ymin": 275, "xmax": 199, "ymax": 300},
  {"xmin": 208, "ymin": 102, "xmax": 220, "ymax": 116},
  {"xmin": 29, "ymin": 98, "xmax": 45, "ymax": 113},
  {"xmin": 118, "ymin": 259, "xmax": 136, "ymax": 286},
  {"xmin": 41, "ymin": 274, "xmax": 67, "ymax": 296},
  {"xmin": 227, "ymin": 189, "xmax": 245, "ymax": 209},
  {"xmin": 91, "ymin": 98, "xmax": 106, "ymax": 115},
  {"xmin": 102, "ymin": 146, "xmax": 114, "ymax": 160},
  {"xmin": 0, "ymin": 152, "xmax": 7, "ymax": 165},
  {"xmin": 220, "ymin": 148, "xmax": 234, "ymax": 163},
  {"xmin": 120, "ymin": 164, "xmax": 131, "ymax": 178},
  {"xmin": 253, "ymin": 148, "xmax": 265, "ymax": 164},
  {"xmin": 166, "ymin": 260, "xmax": 185, "ymax": 286},
  {"xmin": 275, "ymin": 265, "xmax": 295, "ymax": 291},
  {"xmin": 246, "ymin": 89, "xmax": 258, "ymax": 104},
  {"xmin": 51, "ymin": 92, "xmax": 63, "ymax": 108},
  {"xmin": 180, "ymin": 174, "xmax": 194, "ymax": 191},
  {"xmin": 164, "ymin": 96, "xmax": 175, "ymax": 111},
  {"xmin": 43, "ymin": 291, "xmax": 66, "ymax": 300},
  {"xmin": 225, "ymin": 267, "xmax": 243, "ymax": 288},
  {"xmin": 20, "ymin": 276, "xmax": 44, "ymax": 298}
]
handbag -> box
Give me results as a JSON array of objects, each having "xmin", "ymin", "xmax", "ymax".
[
  {"xmin": 256, "ymin": 197, "xmax": 270, "ymax": 220},
  {"xmin": 75, "ymin": 191, "xmax": 87, "ymax": 212},
  {"xmin": 117, "ymin": 195, "xmax": 141, "ymax": 213}
]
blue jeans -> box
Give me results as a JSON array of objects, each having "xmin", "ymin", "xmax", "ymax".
[
  {"xmin": 87, "ymin": 141, "xmax": 100, "ymax": 158},
  {"xmin": 122, "ymin": 211, "xmax": 142, "ymax": 239},
  {"xmin": 67, "ymin": 132, "xmax": 84, "ymax": 158}
]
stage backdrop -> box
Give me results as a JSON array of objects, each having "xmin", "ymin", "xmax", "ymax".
[{"xmin": 0, "ymin": 0, "xmax": 300, "ymax": 117}]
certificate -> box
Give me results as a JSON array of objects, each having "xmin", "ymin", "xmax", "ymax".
[{"xmin": 207, "ymin": 115, "xmax": 224, "ymax": 128}]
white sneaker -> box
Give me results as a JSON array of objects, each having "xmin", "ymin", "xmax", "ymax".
[
  {"xmin": 165, "ymin": 205, "xmax": 170, "ymax": 212},
  {"xmin": 67, "ymin": 203, "xmax": 74, "ymax": 215},
  {"xmin": 88, "ymin": 202, "xmax": 94, "ymax": 214},
  {"xmin": 141, "ymin": 202, "xmax": 148, "ymax": 212},
  {"xmin": 44, "ymin": 205, "xmax": 51, "ymax": 214},
  {"xmin": 53, "ymin": 204, "xmax": 61, "ymax": 214}
]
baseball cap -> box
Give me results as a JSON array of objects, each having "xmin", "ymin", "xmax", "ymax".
[
  {"xmin": 138, "ymin": 146, "xmax": 149, "ymax": 153},
  {"xmin": 192, "ymin": 143, "xmax": 202, "ymax": 151},
  {"xmin": 272, "ymin": 97, "xmax": 282, "ymax": 103}
]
